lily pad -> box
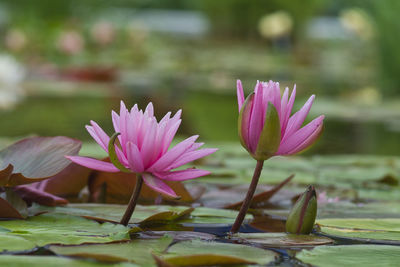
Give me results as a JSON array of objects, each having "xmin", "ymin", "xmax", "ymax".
[
  {"xmin": 49, "ymin": 236, "xmax": 173, "ymax": 265},
  {"xmin": 296, "ymin": 245, "xmax": 400, "ymax": 267},
  {"xmin": 0, "ymin": 213, "xmax": 129, "ymax": 250},
  {"xmin": 163, "ymin": 239, "xmax": 276, "ymax": 266},
  {"xmin": 0, "ymin": 255, "xmax": 138, "ymax": 267},
  {"xmin": 317, "ymin": 218, "xmax": 400, "ymax": 242},
  {"xmin": 29, "ymin": 204, "xmax": 253, "ymax": 225},
  {"xmin": 232, "ymin": 232, "xmax": 334, "ymax": 248},
  {"xmin": 0, "ymin": 136, "xmax": 81, "ymax": 186}
]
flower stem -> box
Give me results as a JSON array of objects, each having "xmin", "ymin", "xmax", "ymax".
[
  {"xmin": 230, "ymin": 160, "xmax": 264, "ymax": 233},
  {"xmin": 120, "ymin": 174, "xmax": 143, "ymax": 226}
]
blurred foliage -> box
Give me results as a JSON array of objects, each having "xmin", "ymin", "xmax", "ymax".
[
  {"xmin": 367, "ymin": 0, "xmax": 400, "ymax": 96},
  {"xmin": 198, "ymin": 0, "xmax": 326, "ymax": 39}
]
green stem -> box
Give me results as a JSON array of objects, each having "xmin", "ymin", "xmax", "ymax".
[
  {"xmin": 230, "ymin": 160, "xmax": 264, "ymax": 233},
  {"xmin": 120, "ymin": 174, "xmax": 143, "ymax": 226}
]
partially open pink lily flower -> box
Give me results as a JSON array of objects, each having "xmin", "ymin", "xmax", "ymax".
[
  {"xmin": 67, "ymin": 101, "xmax": 217, "ymax": 198},
  {"xmin": 237, "ymin": 80, "xmax": 324, "ymax": 160}
]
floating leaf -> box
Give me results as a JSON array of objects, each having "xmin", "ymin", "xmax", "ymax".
[
  {"xmin": 13, "ymin": 185, "xmax": 68, "ymax": 207},
  {"xmin": 317, "ymin": 218, "xmax": 400, "ymax": 242},
  {"xmin": 49, "ymin": 236, "xmax": 173, "ymax": 266},
  {"xmin": 224, "ymin": 174, "xmax": 294, "ymax": 209},
  {"xmin": 0, "ymin": 213, "xmax": 129, "ymax": 248},
  {"xmin": 164, "ymin": 254, "xmax": 254, "ymax": 266},
  {"xmin": 232, "ymin": 233, "xmax": 333, "ymax": 248},
  {"xmin": 89, "ymin": 162, "xmax": 197, "ymax": 204},
  {"xmin": 1, "ymin": 188, "xmax": 28, "ymax": 218},
  {"xmin": 0, "ymin": 197, "xmax": 23, "ymax": 219},
  {"xmin": 0, "ymin": 136, "xmax": 81, "ymax": 186},
  {"xmin": 163, "ymin": 239, "xmax": 276, "ymax": 266},
  {"xmin": 0, "ymin": 255, "xmax": 137, "ymax": 267},
  {"xmin": 296, "ymin": 245, "xmax": 400, "ymax": 267},
  {"xmin": 28, "ymin": 204, "xmax": 252, "ymax": 225}
]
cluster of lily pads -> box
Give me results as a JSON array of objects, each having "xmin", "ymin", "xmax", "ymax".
[{"xmin": 1, "ymin": 80, "xmax": 400, "ymax": 266}]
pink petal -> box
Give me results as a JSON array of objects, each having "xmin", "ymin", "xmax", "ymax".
[
  {"xmin": 281, "ymin": 85, "xmax": 296, "ymax": 136},
  {"xmin": 285, "ymin": 115, "xmax": 324, "ymax": 155},
  {"xmin": 237, "ymin": 80, "xmax": 245, "ymax": 112},
  {"xmin": 145, "ymin": 102, "xmax": 154, "ymax": 117},
  {"xmin": 248, "ymin": 82, "xmax": 264, "ymax": 152},
  {"xmin": 126, "ymin": 110, "xmax": 138, "ymax": 145},
  {"xmin": 142, "ymin": 173, "xmax": 177, "ymax": 198},
  {"xmin": 168, "ymin": 148, "xmax": 218, "ymax": 170},
  {"xmin": 111, "ymin": 110, "xmax": 120, "ymax": 133},
  {"xmin": 140, "ymin": 118, "xmax": 158, "ymax": 168},
  {"xmin": 187, "ymin": 142, "xmax": 204, "ymax": 152},
  {"xmin": 86, "ymin": 121, "xmax": 110, "ymax": 152},
  {"xmin": 149, "ymin": 135, "xmax": 198, "ymax": 172},
  {"xmin": 66, "ymin": 156, "xmax": 120, "ymax": 172},
  {"xmin": 282, "ymin": 94, "xmax": 314, "ymax": 141},
  {"xmin": 277, "ymin": 115, "xmax": 324, "ymax": 155},
  {"xmin": 126, "ymin": 142, "xmax": 144, "ymax": 173},
  {"xmin": 156, "ymin": 169, "xmax": 211, "ymax": 181},
  {"xmin": 115, "ymin": 146, "xmax": 129, "ymax": 167},
  {"xmin": 161, "ymin": 119, "xmax": 181, "ymax": 154},
  {"xmin": 119, "ymin": 101, "xmax": 129, "ymax": 152}
]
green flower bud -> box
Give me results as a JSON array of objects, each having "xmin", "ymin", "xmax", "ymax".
[{"xmin": 286, "ymin": 185, "xmax": 317, "ymax": 235}]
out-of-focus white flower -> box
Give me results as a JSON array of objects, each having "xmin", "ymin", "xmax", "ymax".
[
  {"xmin": 5, "ymin": 29, "xmax": 27, "ymax": 52},
  {"xmin": 57, "ymin": 30, "xmax": 85, "ymax": 55},
  {"xmin": 340, "ymin": 8, "xmax": 374, "ymax": 40},
  {"xmin": 0, "ymin": 55, "xmax": 26, "ymax": 110},
  {"xmin": 258, "ymin": 11, "xmax": 293, "ymax": 40},
  {"xmin": 91, "ymin": 21, "xmax": 115, "ymax": 46}
]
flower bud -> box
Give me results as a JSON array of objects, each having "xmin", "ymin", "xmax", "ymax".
[{"xmin": 286, "ymin": 185, "xmax": 317, "ymax": 235}]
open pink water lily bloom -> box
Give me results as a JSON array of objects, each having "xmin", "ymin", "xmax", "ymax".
[
  {"xmin": 237, "ymin": 80, "xmax": 324, "ymax": 160},
  {"xmin": 67, "ymin": 101, "xmax": 217, "ymax": 198}
]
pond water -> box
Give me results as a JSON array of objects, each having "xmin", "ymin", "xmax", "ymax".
[{"xmin": 0, "ymin": 86, "xmax": 399, "ymax": 156}]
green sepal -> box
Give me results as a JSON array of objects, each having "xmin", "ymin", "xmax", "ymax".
[
  {"xmin": 108, "ymin": 132, "xmax": 131, "ymax": 173},
  {"xmin": 254, "ymin": 103, "xmax": 281, "ymax": 161},
  {"xmin": 286, "ymin": 185, "xmax": 317, "ymax": 235},
  {"xmin": 238, "ymin": 93, "xmax": 254, "ymax": 153}
]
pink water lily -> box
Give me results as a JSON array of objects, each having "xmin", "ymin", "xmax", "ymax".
[
  {"xmin": 231, "ymin": 79, "xmax": 324, "ymax": 233},
  {"xmin": 237, "ymin": 80, "xmax": 324, "ymax": 160},
  {"xmin": 67, "ymin": 101, "xmax": 217, "ymax": 199}
]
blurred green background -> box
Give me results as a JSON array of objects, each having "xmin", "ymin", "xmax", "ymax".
[{"xmin": 0, "ymin": 0, "xmax": 399, "ymax": 155}]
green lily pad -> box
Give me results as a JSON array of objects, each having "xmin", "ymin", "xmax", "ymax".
[
  {"xmin": 163, "ymin": 239, "xmax": 276, "ymax": 265},
  {"xmin": 0, "ymin": 234, "xmax": 36, "ymax": 252},
  {"xmin": 0, "ymin": 213, "xmax": 129, "ymax": 250},
  {"xmin": 233, "ymin": 232, "xmax": 334, "ymax": 248},
  {"xmin": 317, "ymin": 218, "xmax": 400, "ymax": 241},
  {"xmin": 49, "ymin": 236, "xmax": 173, "ymax": 266},
  {"xmin": 296, "ymin": 245, "xmax": 400, "ymax": 267},
  {"xmin": 29, "ymin": 204, "xmax": 252, "ymax": 225},
  {"xmin": 0, "ymin": 255, "xmax": 138, "ymax": 267}
]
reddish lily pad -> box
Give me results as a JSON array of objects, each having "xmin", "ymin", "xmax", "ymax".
[
  {"xmin": 0, "ymin": 196, "xmax": 24, "ymax": 219},
  {"xmin": 0, "ymin": 136, "xmax": 81, "ymax": 186},
  {"xmin": 224, "ymin": 174, "xmax": 295, "ymax": 209},
  {"xmin": 89, "ymin": 163, "xmax": 200, "ymax": 204}
]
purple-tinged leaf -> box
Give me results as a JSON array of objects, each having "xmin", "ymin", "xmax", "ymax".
[{"xmin": 0, "ymin": 136, "xmax": 81, "ymax": 186}]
